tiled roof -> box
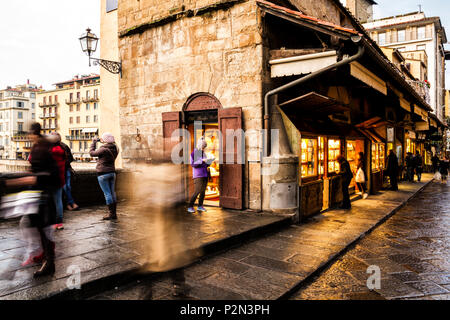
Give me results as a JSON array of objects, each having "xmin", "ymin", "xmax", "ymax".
[
  {"xmin": 54, "ymin": 74, "xmax": 100, "ymax": 86},
  {"xmin": 256, "ymin": 0, "xmax": 360, "ymax": 35}
]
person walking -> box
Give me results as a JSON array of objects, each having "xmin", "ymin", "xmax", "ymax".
[
  {"xmin": 90, "ymin": 133, "xmax": 119, "ymax": 220},
  {"xmin": 405, "ymin": 152, "xmax": 414, "ymax": 182},
  {"xmin": 439, "ymin": 156, "xmax": 449, "ymax": 183},
  {"xmin": 187, "ymin": 137, "xmax": 213, "ymax": 213},
  {"xmin": 431, "ymin": 153, "xmax": 440, "ymax": 173},
  {"xmin": 355, "ymin": 152, "xmax": 369, "ymax": 199},
  {"xmin": 48, "ymin": 132, "xmax": 66, "ymax": 230},
  {"xmin": 60, "ymin": 140, "xmax": 79, "ymax": 211},
  {"xmin": 27, "ymin": 123, "xmax": 60, "ymax": 277},
  {"xmin": 337, "ymin": 155, "xmax": 353, "ymax": 210},
  {"xmin": 414, "ymin": 151, "xmax": 423, "ymax": 182},
  {"xmin": 386, "ymin": 149, "xmax": 399, "ymax": 191}
]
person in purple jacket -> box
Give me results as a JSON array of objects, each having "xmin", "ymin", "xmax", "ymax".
[{"xmin": 187, "ymin": 137, "xmax": 213, "ymax": 213}]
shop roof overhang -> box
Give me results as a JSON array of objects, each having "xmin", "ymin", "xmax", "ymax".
[
  {"xmin": 260, "ymin": 0, "xmax": 432, "ymax": 115},
  {"xmin": 256, "ymin": 0, "xmax": 359, "ymax": 40},
  {"xmin": 279, "ymin": 92, "xmax": 349, "ymax": 115}
]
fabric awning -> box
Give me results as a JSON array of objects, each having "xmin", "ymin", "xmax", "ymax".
[
  {"xmin": 82, "ymin": 128, "xmax": 98, "ymax": 134},
  {"xmin": 357, "ymin": 128, "xmax": 384, "ymax": 143}
]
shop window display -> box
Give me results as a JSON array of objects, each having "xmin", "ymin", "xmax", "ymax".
[
  {"xmin": 301, "ymin": 138, "xmax": 318, "ymax": 178},
  {"xmin": 328, "ymin": 139, "xmax": 341, "ymax": 173},
  {"xmin": 318, "ymin": 137, "xmax": 325, "ymax": 176},
  {"xmin": 371, "ymin": 143, "xmax": 385, "ymax": 172}
]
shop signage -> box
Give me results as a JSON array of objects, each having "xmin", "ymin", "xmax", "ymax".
[{"xmin": 387, "ymin": 127, "xmax": 394, "ymax": 142}]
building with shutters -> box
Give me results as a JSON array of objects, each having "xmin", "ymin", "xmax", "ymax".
[
  {"xmin": 105, "ymin": 0, "xmax": 443, "ymax": 218},
  {"xmin": 37, "ymin": 74, "xmax": 102, "ymax": 162},
  {"xmin": 0, "ymin": 82, "xmax": 39, "ymax": 160},
  {"xmin": 363, "ymin": 11, "xmax": 448, "ymax": 123}
]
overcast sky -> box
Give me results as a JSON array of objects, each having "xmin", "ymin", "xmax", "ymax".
[
  {"xmin": 0, "ymin": 1, "xmax": 449, "ymax": 90},
  {"xmin": 0, "ymin": 0, "xmax": 100, "ymax": 90}
]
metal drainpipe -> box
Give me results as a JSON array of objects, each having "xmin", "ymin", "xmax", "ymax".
[{"xmin": 263, "ymin": 45, "xmax": 365, "ymax": 157}]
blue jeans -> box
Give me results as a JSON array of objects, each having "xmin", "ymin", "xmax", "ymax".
[
  {"xmin": 97, "ymin": 173, "xmax": 117, "ymax": 205},
  {"xmin": 63, "ymin": 169, "xmax": 75, "ymax": 205},
  {"xmin": 52, "ymin": 187, "xmax": 63, "ymax": 223}
]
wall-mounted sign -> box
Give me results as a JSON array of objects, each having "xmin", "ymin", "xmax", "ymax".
[{"xmin": 387, "ymin": 127, "xmax": 394, "ymax": 142}]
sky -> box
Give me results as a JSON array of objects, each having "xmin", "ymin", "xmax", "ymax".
[
  {"xmin": 0, "ymin": 1, "xmax": 449, "ymax": 90},
  {"xmin": 0, "ymin": 0, "xmax": 100, "ymax": 90}
]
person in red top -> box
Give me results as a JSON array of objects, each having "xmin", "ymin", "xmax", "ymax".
[{"xmin": 48, "ymin": 132, "xmax": 66, "ymax": 230}]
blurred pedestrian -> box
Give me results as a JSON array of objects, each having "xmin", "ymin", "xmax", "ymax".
[
  {"xmin": 188, "ymin": 137, "xmax": 214, "ymax": 213},
  {"xmin": 337, "ymin": 155, "xmax": 353, "ymax": 210},
  {"xmin": 48, "ymin": 132, "xmax": 66, "ymax": 230},
  {"xmin": 386, "ymin": 149, "xmax": 399, "ymax": 191},
  {"xmin": 355, "ymin": 152, "xmax": 369, "ymax": 199},
  {"xmin": 27, "ymin": 123, "xmax": 60, "ymax": 277},
  {"xmin": 414, "ymin": 151, "xmax": 423, "ymax": 182},
  {"xmin": 439, "ymin": 157, "xmax": 449, "ymax": 183},
  {"xmin": 60, "ymin": 140, "xmax": 79, "ymax": 211},
  {"xmin": 405, "ymin": 152, "xmax": 414, "ymax": 182},
  {"xmin": 90, "ymin": 133, "xmax": 119, "ymax": 220},
  {"xmin": 431, "ymin": 153, "xmax": 439, "ymax": 173}
]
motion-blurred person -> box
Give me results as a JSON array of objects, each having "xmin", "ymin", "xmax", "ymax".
[
  {"xmin": 188, "ymin": 137, "xmax": 214, "ymax": 213},
  {"xmin": 414, "ymin": 151, "xmax": 423, "ymax": 182},
  {"xmin": 405, "ymin": 152, "xmax": 414, "ymax": 182},
  {"xmin": 386, "ymin": 149, "xmax": 399, "ymax": 191},
  {"xmin": 131, "ymin": 161, "xmax": 202, "ymax": 297},
  {"xmin": 48, "ymin": 132, "xmax": 66, "ymax": 230},
  {"xmin": 355, "ymin": 152, "xmax": 368, "ymax": 199},
  {"xmin": 27, "ymin": 123, "xmax": 60, "ymax": 277},
  {"xmin": 337, "ymin": 155, "xmax": 353, "ymax": 210},
  {"xmin": 439, "ymin": 157, "xmax": 449, "ymax": 183},
  {"xmin": 60, "ymin": 139, "xmax": 79, "ymax": 211},
  {"xmin": 90, "ymin": 133, "xmax": 119, "ymax": 220}
]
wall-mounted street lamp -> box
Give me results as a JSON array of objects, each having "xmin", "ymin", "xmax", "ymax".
[{"xmin": 79, "ymin": 28, "xmax": 122, "ymax": 77}]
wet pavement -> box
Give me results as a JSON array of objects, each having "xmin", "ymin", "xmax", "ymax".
[
  {"xmin": 0, "ymin": 204, "xmax": 288, "ymax": 299},
  {"xmin": 290, "ymin": 179, "xmax": 450, "ymax": 300},
  {"xmin": 89, "ymin": 174, "xmax": 444, "ymax": 300}
]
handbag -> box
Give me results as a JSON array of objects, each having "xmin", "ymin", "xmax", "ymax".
[{"xmin": 355, "ymin": 168, "xmax": 365, "ymax": 183}]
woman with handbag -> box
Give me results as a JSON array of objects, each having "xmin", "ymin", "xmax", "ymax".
[
  {"xmin": 356, "ymin": 152, "xmax": 369, "ymax": 199},
  {"xmin": 90, "ymin": 133, "xmax": 119, "ymax": 221}
]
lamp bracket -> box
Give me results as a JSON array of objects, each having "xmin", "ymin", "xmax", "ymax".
[{"xmin": 90, "ymin": 57, "xmax": 122, "ymax": 77}]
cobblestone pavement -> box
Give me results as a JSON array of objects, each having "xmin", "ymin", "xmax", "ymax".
[
  {"xmin": 0, "ymin": 203, "xmax": 286, "ymax": 299},
  {"xmin": 91, "ymin": 175, "xmax": 440, "ymax": 300},
  {"xmin": 290, "ymin": 180, "xmax": 450, "ymax": 300}
]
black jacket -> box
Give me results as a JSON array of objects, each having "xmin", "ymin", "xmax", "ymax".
[
  {"xmin": 386, "ymin": 153, "xmax": 399, "ymax": 176},
  {"xmin": 339, "ymin": 159, "xmax": 353, "ymax": 184},
  {"xmin": 60, "ymin": 142, "xmax": 74, "ymax": 171}
]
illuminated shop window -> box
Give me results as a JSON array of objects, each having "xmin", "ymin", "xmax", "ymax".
[
  {"xmin": 328, "ymin": 139, "xmax": 341, "ymax": 173},
  {"xmin": 301, "ymin": 138, "xmax": 318, "ymax": 178}
]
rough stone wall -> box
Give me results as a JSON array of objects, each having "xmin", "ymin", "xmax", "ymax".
[
  {"xmin": 286, "ymin": 0, "xmax": 341, "ymax": 25},
  {"xmin": 117, "ymin": 0, "xmax": 263, "ymax": 210},
  {"xmin": 119, "ymin": 0, "xmax": 247, "ymax": 33}
]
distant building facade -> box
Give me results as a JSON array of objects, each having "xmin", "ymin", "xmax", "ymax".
[
  {"xmin": 0, "ymin": 82, "xmax": 39, "ymax": 160},
  {"xmin": 363, "ymin": 12, "xmax": 448, "ymax": 122},
  {"xmin": 37, "ymin": 74, "xmax": 101, "ymax": 162}
]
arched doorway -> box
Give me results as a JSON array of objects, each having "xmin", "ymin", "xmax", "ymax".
[
  {"xmin": 184, "ymin": 93, "xmax": 223, "ymax": 207},
  {"xmin": 162, "ymin": 93, "xmax": 243, "ymax": 210}
]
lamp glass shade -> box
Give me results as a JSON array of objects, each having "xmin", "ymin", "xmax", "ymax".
[{"xmin": 79, "ymin": 29, "xmax": 99, "ymax": 55}]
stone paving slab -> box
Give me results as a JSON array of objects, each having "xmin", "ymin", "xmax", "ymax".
[
  {"xmin": 92, "ymin": 174, "xmax": 438, "ymax": 300},
  {"xmin": 0, "ymin": 204, "xmax": 291, "ymax": 300}
]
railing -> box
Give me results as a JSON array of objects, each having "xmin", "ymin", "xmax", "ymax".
[
  {"xmin": 39, "ymin": 102, "xmax": 59, "ymax": 108},
  {"xmin": 11, "ymin": 131, "xmax": 31, "ymax": 142},
  {"xmin": 65, "ymin": 98, "xmax": 81, "ymax": 105},
  {"xmin": 407, "ymin": 80, "xmax": 431, "ymax": 104},
  {"xmin": 82, "ymin": 97, "xmax": 99, "ymax": 103},
  {"xmin": 39, "ymin": 113, "xmax": 56, "ymax": 119},
  {"xmin": 66, "ymin": 135, "xmax": 93, "ymax": 141},
  {"xmin": 375, "ymin": 28, "xmax": 433, "ymax": 46}
]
